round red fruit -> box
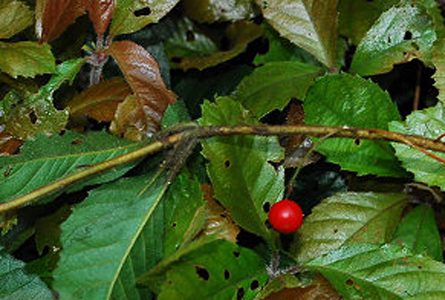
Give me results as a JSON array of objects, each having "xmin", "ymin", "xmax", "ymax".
[{"xmin": 268, "ymin": 200, "xmax": 303, "ymax": 233}]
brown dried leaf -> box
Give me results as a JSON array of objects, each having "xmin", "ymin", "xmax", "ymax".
[
  {"xmin": 200, "ymin": 184, "xmax": 240, "ymax": 243},
  {"xmin": 36, "ymin": 0, "xmax": 90, "ymax": 43},
  {"xmin": 106, "ymin": 40, "xmax": 176, "ymax": 139},
  {"xmin": 88, "ymin": 0, "xmax": 114, "ymax": 37},
  {"xmin": 0, "ymin": 133, "xmax": 22, "ymax": 156},
  {"xmin": 68, "ymin": 77, "xmax": 131, "ymax": 122}
]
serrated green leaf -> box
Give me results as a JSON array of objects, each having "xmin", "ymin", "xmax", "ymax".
[
  {"xmin": 0, "ymin": 131, "xmax": 140, "ymax": 205},
  {"xmin": 257, "ymin": 0, "xmax": 339, "ymax": 70},
  {"xmin": 0, "ymin": 0, "xmax": 33, "ymax": 39},
  {"xmin": 183, "ymin": 0, "xmax": 258, "ymax": 23},
  {"xmin": 233, "ymin": 61, "xmax": 322, "ymax": 118},
  {"xmin": 161, "ymin": 100, "xmax": 191, "ymax": 129},
  {"xmin": 291, "ymin": 192, "xmax": 407, "ymax": 263},
  {"xmin": 306, "ymin": 243, "xmax": 445, "ymax": 299},
  {"xmin": 0, "ymin": 248, "xmax": 54, "ymax": 300},
  {"xmin": 158, "ymin": 240, "xmax": 268, "ymax": 300},
  {"xmin": 304, "ymin": 73, "xmax": 406, "ymax": 177},
  {"xmin": 0, "ymin": 42, "xmax": 56, "ymax": 78},
  {"xmin": 53, "ymin": 170, "xmax": 204, "ymax": 299},
  {"xmin": 110, "ymin": 0, "xmax": 180, "ymax": 37},
  {"xmin": 389, "ymin": 103, "xmax": 445, "ymax": 190},
  {"xmin": 350, "ymin": 4, "xmax": 437, "ymax": 76},
  {"xmin": 199, "ymin": 97, "xmax": 284, "ymax": 241},
  {"xmin": 392, "ymin": 204, "xmax": 443, "ymax": 262}
]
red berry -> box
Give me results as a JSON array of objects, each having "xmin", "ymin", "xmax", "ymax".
[{"xmin": 268, "ymin": 200, "xmax": 303, "ymax": 233}]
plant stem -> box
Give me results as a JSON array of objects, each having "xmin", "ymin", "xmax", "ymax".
[{"xmin": 2, "ymin": 124, "xmax": 445, "ymax": 214}]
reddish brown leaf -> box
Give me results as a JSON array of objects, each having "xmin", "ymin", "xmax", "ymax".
[
  {"xmin": 37, "ymin": 0, "xmax": 90, "ymax": 43},
  {"xmin": 68, "ymin": 77, "xmax": 131, "ymax": 122},
  {"xmin": 0, "ymin": 133, "xmax": 22, "ymax": 156},
  {"xmin": 106, "ymin": 40, "xmax": 177, "ymax": 139},
  {"xmin": 88, "ymin": 0, "xmax": 114, "ymax": 37}
]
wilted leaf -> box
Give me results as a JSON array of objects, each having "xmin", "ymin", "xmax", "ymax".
[
  {"xmin": 389, "ymin": 103, "xmax": 445, "ymax": 190},
  {"xmin": 0, "ymin": 59, "xmax": 84, "ymax": 140},
  {"xmin": 233, "ymin": 61, "xmax": 322, "ymax": 118},
  {"xmin": 157, "ymin": 240, "xmax": 268, "ymax": 300},
  {"xmin": 169, "ymin": 21, "xmax": 262, "ymax": 71},
  {"xmin": 0, "ymin": 248, "xmax": 54, "ymax": 299},
  {"xmin": 0, "ymin": 133, "xmax": 22, "ymax": 156},
  {"xmin": 257, "ymin": 0, "xmax": 339, "ymax": 70},
  {"xmin": 0, "ymin": 130, "xmax": 140, "ymax": 205},
  {"xmin": 183, "ymin": 0, "xmax": 258, "ymax": 23},
  {"xmin": 107, "ymin": 41, "xmax": 176, "ymax": 139},
  {"xmin": 392, "ymin": 204, "xmax": 443, "ymax": 261},
  {"xmin": 36, "ymin": 0, "xmax": 90, "ymax": 43},
  {"xmin": 350, "ymin": 4, "xmax": 437, "ymax": 76},
  {"xmin": 0, "ymin": 42, "xmax": 56, "ymax": 78},
  {"xmin": 110, "ymin": 0, "xmax": 180, "ymax": 37},
  {"xmin": 304, "ymin": 73, "xmax": 406, "ymax": 177},
  {"xmin": 0, "ymin": 0, "xmax": 33, "ymax": 39},
  {"xmin": 199, "ymin": 97, "xmax": 284, "ymax": 241},
  {"xmin": 306, "ymin": 243, "xmax": 445, "ymax": 299},
  {"xmin": 87, "ymin": 0, "xmax": 114, "ymax": 37},
  {"xmin": 291, "ymin": 192, "xmax": 407, "ymax": 263},
  {"xmin": 68, "ymin": 77, "xmax": 131, "ymax": 122}
]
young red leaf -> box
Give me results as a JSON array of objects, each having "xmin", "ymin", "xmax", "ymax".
[
  {"xmin": 36, "ymin": 0, "xmax": 90, "ymax": 43},
  {"xmin": 0, "ymin": 133, "xmax": 22, "ymax": 156},
  {"xmin": 88, "ymin": 0, "xmax": 114, "ymax": 37},
  {"xmin": 106, "ymin": 41, "xmax": 176, "ymax": 139}
]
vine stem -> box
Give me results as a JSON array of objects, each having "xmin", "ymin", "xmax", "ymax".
[{"xmin": 2, "ymin": 124, "xmax": 445, "ymax": 214}]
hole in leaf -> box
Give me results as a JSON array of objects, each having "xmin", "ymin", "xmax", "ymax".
[
  {"xmin": 167, "ymin": 280, "xmax": 172, "ymax": 285},
  {"xmin": 250, "ymin": 280, "xmax": 259, "ymax": 290},
  {"xmin": 354, "ymin": 139, "xmax": 361, "ymax": 146},
  {"xmin": 224, "ymin": 160, "xmax": 231, "ymax": 168},
  {"xmin": 195, "ymin": 266, "xmax": 210, "ymax": 281},
  {"xmin": 346, "ymin": 279, "xmax": 354, "ymax": 286},
  {"xmin": 29, "ymin": 110, "xmax": 37, "ymax": 124},
  {"xmin": 263, "ymin": 202, "xmax": 270, "ymax": 213},
  {"xmin": 4, "ymin": 167, "xmax": 12, "ymax": 177},
  {"xmin": 387, "ymin": 36, "xmax": 392, "ymax": 43},
  {"xmin": 412, "ymin": 42, "xmax": 419, "ymax": 51},
  {"xmin": 186, "ymin": 30, "xmax": 195, "ymax": 42},
  {"xmin": 224, "ymin": 269, "xmax": 230, "ymax": 280},
  {"xmin": 233, "ymin": 251, "xmax": 240, "ymax": 258},
  {"xmin": 71, "ymin": 139, "xmax": 83, "ymax": 145},
  {"xmin": 220, "ymin": 213, "xmax": 227, "ymax": 218},
  {"xmin": 418, "ymin": 265, "xmax": 423, "ymax": 269},
  {"xmin": 403, "ymin": 52, "xmax": 407, "ymax": 56},
  {"xmin": 172, "ymin": 222, "xmax": 177, "ymax": 228},
  {"xmin": 404, "ymin": 31, "xmax": 412, "ymax": 40},
  {"xmin": 134, "ymin": 7, "xmax": 151, "ymax": 17},
  {"xmin": 237, "ymin": 287, "xmax": 245, "ymax": 300},
  {"xmin": 333, "ymin": 229, "xmax": 338, "ymax": 233},
  {"xmin": 171, "ymin": 56, "xmax": 182, "ymax": 63}
]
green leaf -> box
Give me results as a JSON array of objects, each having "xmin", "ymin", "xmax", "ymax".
[
  {"xmin": 392, "ymin": 204, "xmax": 443, "ymax": 261},
  {"xmin": 389, "ymin": 103, "xmax": 445, "ymax": 190},
  {"xmin": 110, "ymin": 0, "xmax": 180, "ymax": 37},
  {"xmin": 338, "ymin": 0, "xmax": 398, "ymax": 45},
  {"xmin": 53, "ymin": 170, "xmax": 204, "ymax": 299},
  {"xmin": 254, "ymin": 274, "xmax": 301, "ymax": 299},
  {"xmin": 157, "ymin": 240, "xmax": 268, "ymax": 300},
  {"xmin": 0, "ymin": 130, "xmax": 140, "ymax": 205},
  {"xmin": 291, "ymin": 192, "xmax": 407, "ymax": 263},
  {"xmin": 433, "ymin": 39, "xmax": 445, "ymax": 105},
  {"xmin": 233, "ymin": 61, "xmax": 323, "ymax": 118},
  {"xmin": 306, "ymin": 243, "xmax": 445, "ymax": 299},
  {"xmin": 0, "ymin": 248, "xmax": 54, "ymax": 300},
  {"xmin": 35, "ymin": 206, "xmax": 72, "ymax": 255},
  {"xmin": 161, "ymin": 100, "xmax": 191, "ymax": 129},
  {"xmin": 183, "ymin": 0, "xmax": 258, "ymax": 23},
  {"xmin": 0, "ymin": 42, "xmax": 56, "ymax": 78},
  {"xmin": 350, "ymin": 4, "xmax": 437, "ymax": 76},
  {"xmin": 257, "ymin": 0, "xmax": 339, "ymax": 70},
  {"xmin": 0, "ymin": 0, "xmax": 33, "ymax": 39},
  {"xmin": 304, "ymin": 73, "xmax": 406, "ymax": 177},
  {"xmin": 199, "ymin": 97, "xmax": 284, "ymax": 241}
]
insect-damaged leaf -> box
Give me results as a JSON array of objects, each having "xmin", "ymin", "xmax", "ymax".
[
  {"xmin": 106, "ymin": 41, "xmax": 176, "ymax": 140},
  {"xmin": 87, "ymin": 0, "xmax": 114, "ymax": 37},
  {"xmin": 257, "ymin": 0, "xmax": 339, "ymax": 70},
  {"xmin": 0, "ymin": 0, "xmax": 33, "ymax": 39},
  {"xmin": 68, "ymin": 77, "xmax": 131, "ymax": 122},
  {"xmin": 36, "ymin": 0, "xmax": 90, "ymax": 43}
]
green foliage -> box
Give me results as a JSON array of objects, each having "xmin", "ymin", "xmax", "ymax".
[
  {"xmin": 199, "ymin": 97, "xmax": 284, "ymax": 241},
  {"xmin": 233, "ymin": 61, "xmax": 323, "ymax": 117},
  {"xmin": 0, "ymin": 0, "xmax": 33, "ymax": 39},
  {"xmin": 306, "ymin": 243, "xmax": 445, "ymax": 299},
  {"xmin": 0, "ymin": 131, "xmax": 140, "ymax": 204},
  {"xmin": 350, "ymin": 4, "xmax": 437, "ymax": 76},
  {"xmin": 304, "ymin": 73, "xmax": 406, "ymax": 177},
  {"xmin": 392, "ymin": 204, "xmax": 443, "ymax": 261},
  {"xmin": 433, "ymin": 39, "xmax": 445, "ymax": 104},
  {"xmin": 390, "ymin": 103, "xmax": 445, "ymax": 190},
  {"xmin": 183, "ymin": 0, "xmax": 258, "ymax": 23},
  {"xmin": 0, "ymin": 248, "xmax": 54, "ymax": 300},
  {"xmin": 292, "ymin": 192, "xmax": 407, "ymax": 263}
]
